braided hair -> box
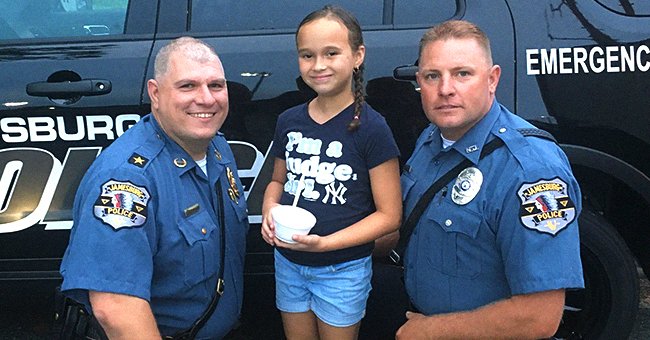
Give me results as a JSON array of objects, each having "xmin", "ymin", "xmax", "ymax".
[{"xmin": 297, "ymin": 5, "xmax": 365, "ymax": 132}]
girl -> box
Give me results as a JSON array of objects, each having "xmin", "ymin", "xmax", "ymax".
[{"xmin": 261, "ymin": 5, "xmax": 402, "ymax": 340}]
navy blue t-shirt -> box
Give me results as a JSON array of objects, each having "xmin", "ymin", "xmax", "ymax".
[{"xmin": 271, "ymin": 102, "xmax": 399, "ymax": 266}]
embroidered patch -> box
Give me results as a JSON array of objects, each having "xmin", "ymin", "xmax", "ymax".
[
  {"xmin": 518, "ymin": 177, "xmax": 576, "ymax": 235},
  {"xmin": 94, "ymin": 180, "xmax": 150, "ymax": 230},
  {"xmin": 128, "ymin": 153, "xmax": 148, "ymax": 168}
]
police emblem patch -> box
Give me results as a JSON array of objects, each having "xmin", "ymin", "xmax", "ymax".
[
  {"xmin": 94, "ymin": 180, "xmax": 150, "ymax": 230},
  {"xmin": 518, "ymin": 177, "xmax": 576, "ymax": 235}
]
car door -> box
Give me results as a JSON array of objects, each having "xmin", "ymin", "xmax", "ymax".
[{"xmin": 0, "ymin": 0, "xmax": 158, "ymax": 280}]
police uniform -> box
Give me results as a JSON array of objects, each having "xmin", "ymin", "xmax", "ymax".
[
  {"xmin": 60, "ymin": 114, "xmax": 249, "ymax": 338},
  {"xmin": 401, "ymin": 100, "xmax": 584, "ymax": 314}
]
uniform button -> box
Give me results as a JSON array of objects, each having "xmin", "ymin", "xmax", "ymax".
[
  {"xmin": 201, "ymin": 228, "xmax": 207, "ymax": 235},
  {"xmin": 434, "ymin": 160, "xmax": 440, "ymax": 165},
  {"xmin": 499, "ymin": 127, "xmax": 507, "ymax": 133},
  {"xmin": 445, "ymin": 219, "xmax": 452, "ymax": 227}
]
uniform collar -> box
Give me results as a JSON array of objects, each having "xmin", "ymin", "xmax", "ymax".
[
  {"xmin": 146, "ymin": 114, "xmax": 201, "ymax": 176},
  {"xmin": 448, "ymin": 99, "xmax": 502, "ymax": 165}
]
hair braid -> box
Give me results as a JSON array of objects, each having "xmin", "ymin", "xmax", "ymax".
[{"xmin": 348, "ymin": 64, "xmax": 365, "ymax": 132}]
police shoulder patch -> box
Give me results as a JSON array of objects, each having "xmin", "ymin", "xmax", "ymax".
[
  {"xmin": 517, "ymin": 177, "xmax": 576, "ymax": 236},
  {"xmin": 94, "ymin": 179, "xmax": 150, "ymax": 230}
]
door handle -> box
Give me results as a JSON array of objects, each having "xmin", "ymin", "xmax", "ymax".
[{"xmin": 26, "ymin": 79, "xmax": 112, "ymax": 97}]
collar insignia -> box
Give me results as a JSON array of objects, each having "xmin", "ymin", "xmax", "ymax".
[{"xmin": 173, "ymin": 157, "xmax": 187, "ymax": 168}]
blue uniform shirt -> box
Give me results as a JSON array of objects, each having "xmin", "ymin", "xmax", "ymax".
[
  {"xmin": 401, "ymin": 100, "xmax": 584, "ymax": 314},
  {"xmin": 60, "ymin": 114, "xmax": 249, "ymax": 338}
]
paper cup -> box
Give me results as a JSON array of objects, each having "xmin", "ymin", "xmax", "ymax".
[{"xmin": 271, "ymin": 205, "xmax": 316, "ymax": 244}]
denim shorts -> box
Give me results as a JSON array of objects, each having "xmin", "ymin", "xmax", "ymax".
[{"xmin": 274, "ymin": 250, "xmax": 373, "ymax": 327}]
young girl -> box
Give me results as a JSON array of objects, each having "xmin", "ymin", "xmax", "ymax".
[{"xmin": 261, "ymin": 5, "xmax": 402, "ymax": 340}]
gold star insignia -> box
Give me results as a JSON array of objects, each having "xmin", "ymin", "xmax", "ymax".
[{"xmin": 129, "ymin": 153, "xmax": 148, "ymax": 168}]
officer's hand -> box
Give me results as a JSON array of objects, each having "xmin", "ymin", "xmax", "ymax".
[
  {"xmin": 261, "ymin": 207, "xmax": 278, "ymax": 246},
  {"xmin": 274, "ymin": 234, "xmax": 325, "ymax": 252},
  {"xmin": 396, "ymin": 311, "xmax": 429, "ymax": 340}
]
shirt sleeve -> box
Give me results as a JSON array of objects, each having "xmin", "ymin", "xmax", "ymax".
[
  {"xmin": 362, "ymin": 111, "xmax": 401, "ymax": 169},
  {"xmin": 60, "ymin": 167, "xmax": 157, "ymax": 302},
  {"xmin": 496, "ymin": 165, "xmax": 584, "ymax": 295}
]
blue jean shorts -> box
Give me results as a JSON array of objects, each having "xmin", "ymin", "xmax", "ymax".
[{"xmin": 274, "ymin": 250, "xmax": 373, "ymax": 327}]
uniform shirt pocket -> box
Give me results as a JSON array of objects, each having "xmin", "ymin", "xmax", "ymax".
[
  {"xmin": 425, "ymin": 200, "xmax": 482, "ymax": 278},
  {"xmin": 177, "ymin": 210, "xmax": 219, "ymax": 287}
]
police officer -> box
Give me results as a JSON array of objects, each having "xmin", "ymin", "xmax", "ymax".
[
  {"xmin": 60, "ymin": 37, "xmax": 248, "ymax": 339},
  {"xmin": 396, "ymin": 20, "xmax": 584, "ymax": 339}
]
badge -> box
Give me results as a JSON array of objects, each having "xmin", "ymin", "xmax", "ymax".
[
  {"xmin": 173, "ymin": 158, "xmax": 187, "ymax": 168},
  {"xmin": 94, "ymin": 180, "xmax": 150, "ymax": 230},
  {"xmin": 451, "ymin": 167, "xmax": 483, "ymax": 205},
  {"xmin": 215, "ymin": 148, "xmax": 222, "ymax": 160},
  {"xmin": 226, "ymin": 167, "xmax": 240, "ymax": 203},
  {"xmin": 128, "ymin": 153, "xmax": 148, "ymax": 168},
  {"xmin": 518, "ymin": 177, "xmax": 576, "ymax": 235}
]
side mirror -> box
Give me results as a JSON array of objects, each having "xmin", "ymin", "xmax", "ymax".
[{"xmin": 393, "ymin": 65, "xmax": 418, "ymax": 81}]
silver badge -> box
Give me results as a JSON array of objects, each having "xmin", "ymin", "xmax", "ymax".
[{"xmin": 451, "ymin": 167, "xmax": 483, "ymax": 205}]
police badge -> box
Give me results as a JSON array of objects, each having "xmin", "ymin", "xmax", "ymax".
[
  {"xmin": 451, "ymin": 167, "xmax": 483, "ymax": 205},
  {"xmin": 94, "ymin": 180, "xmax": 150, "ymax": 230},
  {"xmin": 518, "ymin": 177, "xmax": 576, "ymax": 235}
]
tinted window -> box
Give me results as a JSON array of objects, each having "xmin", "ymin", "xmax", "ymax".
[
  {"xmin": 191, "ymin": 0, "xmax": 384, "ymax": 32},
  {"xmin": 394, "ymin": 0, "xmax": 457, "ymax": 26},
  {"xmin": 596, "ymin": 0, "xmax": 650, "ymax": 16},
  {"xmin": 0, "ymin": 0, "xmax": 128, "ymax": 41}
]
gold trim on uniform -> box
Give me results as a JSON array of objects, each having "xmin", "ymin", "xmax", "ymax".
[
  {"xmin": 226, "ymin": 167, "xmax": 240, "ymax": 203},
  {"xmin": 215, "ymin": 148, "xmax": 222, "ymax": 160}
]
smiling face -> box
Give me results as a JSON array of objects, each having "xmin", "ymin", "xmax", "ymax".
[
  {"xmin": 416, "ymin": 37, "xmax": 500, "ymax": 141},
  {"xmin": 296, "ymin": 17, "xmax": 364, "ymax": 102},
  {"xmin": 147, "ymin": 48, "xmax": 228, "ymax": 160}
]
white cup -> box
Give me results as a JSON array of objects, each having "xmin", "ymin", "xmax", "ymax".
[{"xmin": 271, "ymin": 205, "xmax": 317, "ymax": 244}]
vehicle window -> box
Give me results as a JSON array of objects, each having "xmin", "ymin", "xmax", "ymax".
[
  {"xmin": 596, "ymin": 0, "xmax": 650, "ymax": 16},
  {"xmin": 191, "ymin": 0, "xmax": 384, "ymax": 32},
  {"xmin": 394, "ymin": 0, "xmax": 457, "ymax": 26},
  {"xmin": 0, "ymin": 0, "xmax": 128, "ymax": 41}
]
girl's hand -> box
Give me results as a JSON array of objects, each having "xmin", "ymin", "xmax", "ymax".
[
  {"xmin": 261, "ymin": 204, "xmax": 279, "ymax": 246},
  {"xmin": 274, "ymin": 234, "xmax": 326, "ymax": 252}
]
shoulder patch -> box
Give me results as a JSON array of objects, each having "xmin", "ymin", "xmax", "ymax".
[
  {"xmin": 128, "ymin": 153, "xmax": 148, "ymax": 168},
  {"xmin": 517, "ymin": 177, "xmax": 576, "ymax": 235},
  {"xmin": 94, "ymin": 180, "xmax": 150, "ymax": 230}
]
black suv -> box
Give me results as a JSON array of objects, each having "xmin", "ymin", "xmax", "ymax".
[{"xmin": 1, "ymin": 0, "xmax": 649, "ymax": 338}]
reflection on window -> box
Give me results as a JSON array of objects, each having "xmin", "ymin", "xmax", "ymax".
[
  {"xmin": 0, "ymin": 0, "xmax": 128, "ymax": 41},
  {"xmin": 596, "ymin": 0, "xmax": 650, "ymax": 16},
  {"xmin": 191, "ymin": 0, "xmax": 383, "ymax": 32},
  {"xmin": 394, "ymin": 0, "xmax": 457, "ymax": 26}
]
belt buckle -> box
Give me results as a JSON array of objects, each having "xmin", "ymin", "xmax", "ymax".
[
  {"xmin": 389, "ymin": 249, "xmax": 401, "ymax": 265},
  {"xmin": 217, "ymin": 278, "xmax": 225, "ymax": 296}
]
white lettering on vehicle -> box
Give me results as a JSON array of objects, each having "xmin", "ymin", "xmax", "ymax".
[
  {"xmin": 0, "ymin": 140, "xmax": 270, "ymax": 233},
  {"xmin": 1, "ymin": 114, "xmax": 140, "ymax": 143},
  {"xmin": 526, "ymin": 44, "xmax": 649, "ymax": 75}
]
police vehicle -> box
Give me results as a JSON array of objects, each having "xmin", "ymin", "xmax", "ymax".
[{"xmin": 0, "ymin": 0, "xmax": 648, "ymax": 338}]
